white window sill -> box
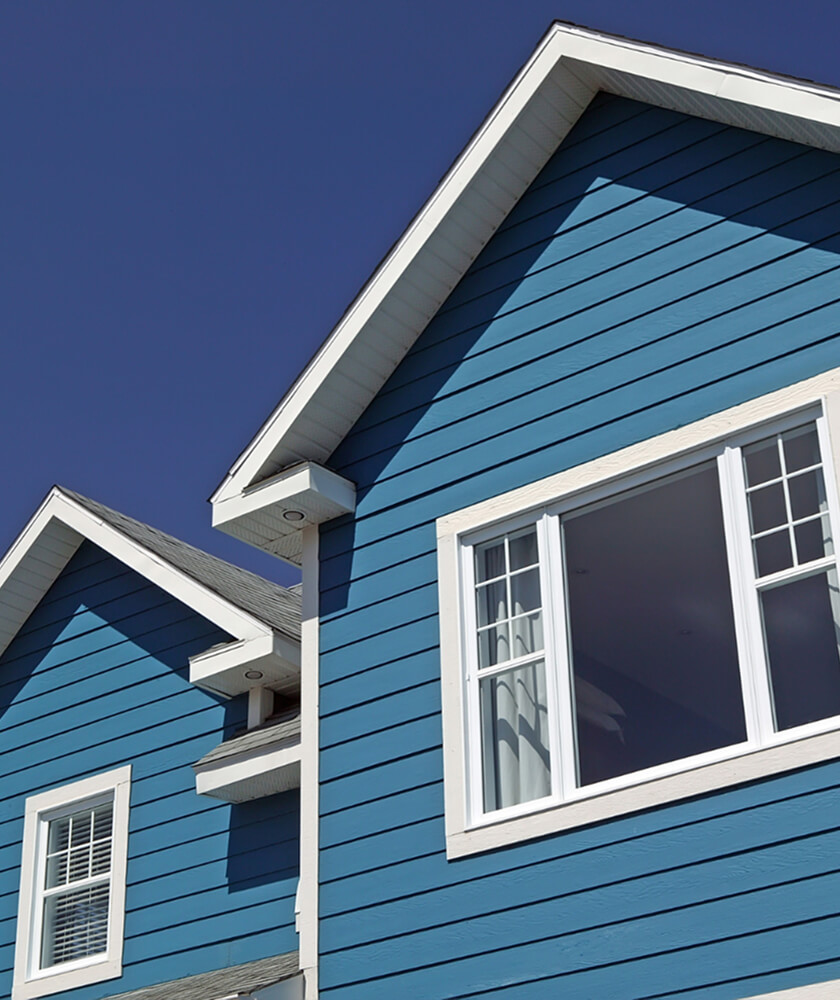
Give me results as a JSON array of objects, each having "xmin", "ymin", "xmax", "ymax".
[
  {"xmin": 13, "ymin": 956, "xmax": 122, "ymax": 1000},
  {"xmin": 447, "ymin": 723, "xmax": 840, "ymax": 858}
]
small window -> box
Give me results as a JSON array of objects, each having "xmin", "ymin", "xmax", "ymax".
[
  {"xmin": 441, "ymin": 403, "xmax": 840, "ymax": 852},
  {"xmin": 13, "ymin": 767, "xmax": 131, "ymax": 1000}
]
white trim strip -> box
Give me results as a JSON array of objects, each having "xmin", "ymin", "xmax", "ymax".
[
  {"xmin": 298, "ymin": 526, "xmax": 319, "ymax": 999},
  {"xmin": 741, "ymin": 978, "xmax": 840, "ymax": 999}
]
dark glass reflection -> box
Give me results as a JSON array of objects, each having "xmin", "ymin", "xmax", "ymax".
[
  {"xmin": 762, "ymin": 570, "xmax": 840, "ymax": 731},
  {"xmin": 564, "ymin": 462, "xmax": 747, "ymax": 787}
]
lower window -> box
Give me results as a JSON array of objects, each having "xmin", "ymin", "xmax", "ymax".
[
  {"xmin": 460, "ymin": 408, "xmax": 840, "ymax": 825},
  {"xmin": 13, "ymin": 767, "xmax": 131, "ymax": 1000}
]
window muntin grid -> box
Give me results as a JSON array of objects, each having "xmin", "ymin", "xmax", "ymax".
[
  {"xmin": 743, "ymin": 423, "xmax": 833, "ymax": 579},
  {"xmin": 39, "ymin": 802, "xmax": 113, "ymax": 971},
  {"xmin": 473, "ymin": 527, "xmax": 543, "ymax": 670}
]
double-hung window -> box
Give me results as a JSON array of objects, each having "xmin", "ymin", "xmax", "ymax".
[
  {"xmin": 438, "ymin": 389, "xmax": 840, "ymax": 856},
  {"xmin": 13, "ymin": 767, "xmax": 131, "ymax": 1000}
]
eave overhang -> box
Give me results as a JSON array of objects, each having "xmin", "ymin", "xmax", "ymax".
[
  {"xmin": 189, "ymin": 632, "xmax": 300, "ymax": 699},
  {"xmin": 212, "ymin": 461, "xmax": 355, "ymax": 566},
  {"xmin": 212, "ymin": 21, "xmax": 840, "ymax": 559},
  {"xmin": 0, "ymin": 488, "xmax": 299, "ymax": 691},
  {"xmin": 193, "ymin": 713, "xmax": 302, "ymax": 803}
]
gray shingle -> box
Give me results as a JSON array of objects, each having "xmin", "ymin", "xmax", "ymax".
[
  {"xmin": 101, "ymin": 952, "xmax": 299, "ymax": 1000},
  {"xmin": 60, "ymin": 488, "xmax": 300, "ymax": 640},
  {"xmin": 195, "ymin": 709, "xmax": 301, "ymax": 768}
]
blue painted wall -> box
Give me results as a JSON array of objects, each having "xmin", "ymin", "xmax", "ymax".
[
  {"xmin": 0, "ymin": 541, "xmax": 299, "ymax": 999},
  {"xmin": 318, "ymin": 94, "xmax": 840, "ymax": 999}
]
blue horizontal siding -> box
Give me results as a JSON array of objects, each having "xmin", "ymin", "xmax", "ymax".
[
  {"xmin": 0, "ymin": 542, "xmax": 299, "ymax": 1000},
  {"xmin": 318, "ymin": 94, "xmax": 840, "ymax": 999}
]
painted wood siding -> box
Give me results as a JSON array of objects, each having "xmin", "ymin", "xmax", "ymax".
[
  {"xmin": 318, "ymin": 94, "xmax": 840, "ymax": 1000},
  {"xmin": 0, "ymin": 541, "xmax": 299, "ymax": 999}
]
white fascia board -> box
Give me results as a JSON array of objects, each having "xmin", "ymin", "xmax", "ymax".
[
  {"xmin": 193, "ymin": 739, "xmax": 302, "ymax": 802},
  {"xmin": 189, "ymin": 632, "xmax": 300, "ymax": 698},
  {"xmin": 0, "ymin": 489, "xmax": 274, "ymax": 664},
  {"xmin": 212, "ymin": 462, "xmax": 356, "ymax": 565},
  {"xmin": 212, "ymin": 462, "xmax": 356, "ymax": 528},
  {"xmin": 741, "ymin": 979, "xmax": 840, "ymax": 999},
  {"xmin": 213, "ymin": 22, "xmax": 840, "ymax": 508},
  {"xmin": 211, "ymin": 25, "xmax": 568, "ymax": 505}
]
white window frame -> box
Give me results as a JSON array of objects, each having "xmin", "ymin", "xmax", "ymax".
[
  {"xmin": 12, "ymin": 766, "xmax": 132, "ymax": 1000},
  {"xmin": 437, "ymin": 368, "xmax": 840, "ymax": 858}
]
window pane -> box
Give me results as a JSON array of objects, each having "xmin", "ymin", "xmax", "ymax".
[
  {"xmin": 748, "ymin": 483, "xmax": 787, "ymax": 534},
  {"xmin": 510, "ymin": 568, "xmax": 540, "ymax": 615},
  {"xmin": 475, "ymin": 540, "xmax": 505, "ymax": 583},
  {"xmin": 70, "ymin": 812, "xmax": 91, "ymax": 847},
  {"xmin": 47, "ymin": 818, "xmax": 70, "ymax": 855},
  {"xmin": 754, "ymin": 529, "xmax": 793, "ymax": 577},
  {"xmin": 788, "ymin": 468, "xmax": 827, "ymax": 521},
  {"xmin": 563, "ymin": 462, "xmax": 747, "ymax": 788},
  {"xmin": 478, "ymin": 623, "xmax": 510, "ymax": 669},
  {"xmin": 794, "ymin": 516, "xmax": 833, "ymax": 564},
  {"xmin": 476, "ymin": 580, "xmax": 506, "ymax": 627},
  {"xmin": 91, "ymin": 839, "xmax": 112, "ymax": 877},
  {"xmin": 509, "ymin": 528, "xmax": 538, "ymax": 571},
  {"xmin": 744, "ymin": 438, "xmax": 781, "ymax": 486},
  {"xmin": 510, "ymin": 612, "xmax": 543, "ymax": 659},
  {"xmin": 41, "ymin": 882, "xmax": 109, "ymax": 968},
  {"xmin": 480, "ymin": 661, "xmax": 551, "ymax": 812},
  {"xmin": 762, "ymin": 569, "xmax": 840, "ymax": 731},
  {"xmin": 45, "ymin": 854, "xmax": 68, "ymax": 890},
  {"xmin": 93, "ymin": 805, "xmax": 113, "ymax": 842},
  {"xmin": 67, "ymin": 847, "xmax": 91, "ymax": 884},
  {"xmin": 783, "ymin": 424, "xmax": 821, "ymax": 473}
]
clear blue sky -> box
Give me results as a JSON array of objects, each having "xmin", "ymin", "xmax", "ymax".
[{"xmin": 2, "ymin": 0, "xmax": 839, "ymax": 586}]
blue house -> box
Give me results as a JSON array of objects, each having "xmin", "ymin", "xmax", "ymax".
[
  {"xmin": 211, "ymin": 22, "xmax": 840, "ymax": 1000},
  {"xmin": 0, "ymin": 487, "xmax": 304, "ymax": 1000}
]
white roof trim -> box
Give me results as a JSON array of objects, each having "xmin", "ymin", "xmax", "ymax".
[
  {"xmin": 213, "ymin": 21, "xmax": 840, "ymax": 512},
  {"xmin": 193, "ymin": 738, "xmax": 302, "ymax": 802},
  {"xmin": 0, "ymin": 488, "xmax": 274, "ymax": 664}
]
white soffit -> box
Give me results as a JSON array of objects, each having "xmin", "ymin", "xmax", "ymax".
[
  {"xmin": 212, "ymin": 462, "xmax": 355, "ymax": 566},
  {"xmin": 0, "ymin": 488, "xmax": 277, "ymax": 665},
  {"xmin": 213, "ymin": 21, "xmax": 840, "ymax": 509},
  {"xmin": 194, "ymin": 740, "xmax": 302, "ymax": 803},
  {"xmin": 189, "ymin": 633, "xmax": 301, "ymax": 698}
]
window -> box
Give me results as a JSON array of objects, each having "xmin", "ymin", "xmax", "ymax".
[
  {"xmin": 13, "ymin": 767, "xmax": 131, "ymax": 1000},
  {"xmin": 437, "ymin": 379, "xmax": 840, "ymax": 856}
]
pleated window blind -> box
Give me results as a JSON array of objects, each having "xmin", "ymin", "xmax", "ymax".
[{"xmin": 39, "ymin": 801, "xmax": 113, "ymax": 970}]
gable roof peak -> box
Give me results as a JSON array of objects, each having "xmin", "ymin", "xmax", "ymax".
[
  {"xmin": 211, "ymin": 21, "xmax": 840, "ymax": 555},
  {"xmin": 0, "ymin": 486, "xmax": 300, "ymax": 668}
]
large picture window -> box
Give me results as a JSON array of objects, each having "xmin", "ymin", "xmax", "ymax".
[{"xmin": 456, "ymin": 408, "xmax": 840, "ymax": 832}]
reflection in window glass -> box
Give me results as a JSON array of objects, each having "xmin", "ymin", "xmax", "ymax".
[
  {"xmin": 563, "ymin": 462, "xmax": 747, "ymax": 787},
  {"xmin": 762, "ymin": 569, "xmax": 840, "ymax": 731}
]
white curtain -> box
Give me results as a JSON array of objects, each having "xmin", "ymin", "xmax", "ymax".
[{"xmin": 481, "ymin": 660, "xmax": 551, "ymax": 811}]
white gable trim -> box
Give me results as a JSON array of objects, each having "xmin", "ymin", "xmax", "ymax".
[
  {"xmin": 213, "ymin": 20, "xmax": 840, "ymax": 521},
  {"xmin": 0, "ymin": 488, "xmax": 275, "ymax": 666},
  {"xmin": 741, "ymin": 979, "xmax": 840, "ymax": 999}
]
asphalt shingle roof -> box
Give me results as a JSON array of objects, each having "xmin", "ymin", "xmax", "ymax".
[
  {"xmin": 61, "ymin": 488, "xmax": 300, "ymax": 641},
  {"xmin": 195, "ymin": 709, "xmax": 302, "ymax": 768},
  {"xmin": 101, "ymin": 952, "xmax": 300, "ymax": 1000}
]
